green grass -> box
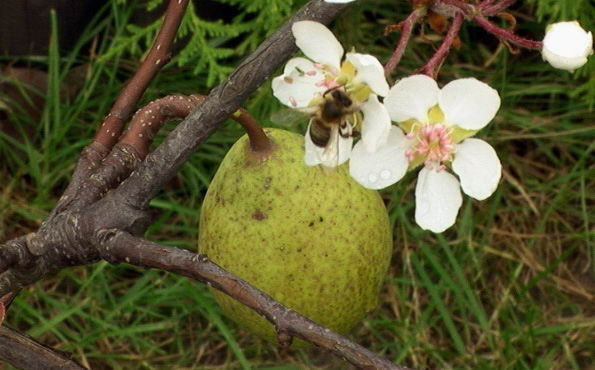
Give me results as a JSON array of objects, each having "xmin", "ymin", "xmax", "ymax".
[{"xmin": 1, "ymin": 0, "xmax": 594, "ymax": 369}]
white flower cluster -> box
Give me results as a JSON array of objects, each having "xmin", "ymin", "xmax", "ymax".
[{"xmin": 272, "ymin": 20, "xmax": 590, "ymax": 232}]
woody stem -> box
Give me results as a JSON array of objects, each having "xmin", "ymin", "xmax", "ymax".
[
  {"xmin": 419, "ymin": 12, "xmax": 464, "ymax": 78},
  {"xmin": 234, "ymin": 108, "xmax": 272, "ymax": 152},
  {"xmin": 384, "ymin": 8, "xmax": 426, "ymax": 74},
  {"xmin": 190, "ymin": 94, "xmax": 271, "ymax": 153}
]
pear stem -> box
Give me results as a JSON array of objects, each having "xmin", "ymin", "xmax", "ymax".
[
  {"xmin": 190, "ymin": 94, "xmax": 272, "ymax": 153},
  {"xmin": 233, "ymin": 108, "xmax": 273, "ymax": 152}
]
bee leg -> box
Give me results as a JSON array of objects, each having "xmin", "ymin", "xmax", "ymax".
[{"xmin": 338, "ymin": 121, "xmax": 353, "ymax": 139}]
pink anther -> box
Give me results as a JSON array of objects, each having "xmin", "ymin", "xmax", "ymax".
[{"xmin": 406, "ymin": 124, "xmax": 455, "ymax": 169}]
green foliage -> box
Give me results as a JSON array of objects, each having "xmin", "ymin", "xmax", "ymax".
[
  {"xmin": 102, "ymin": 0, "xmax": 298, "ymax": 87},
  {"xmin": 1, "ymin": 0, "xmax": 594, "ymax": 369},
  {"xmin": 527, "ymin": 0, "xmax": 590, "ymax": 22}
]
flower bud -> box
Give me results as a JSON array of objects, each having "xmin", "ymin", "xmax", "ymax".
[{"xmin": 542, "ymin": 21, "xmax": 593, "ymax": 71}]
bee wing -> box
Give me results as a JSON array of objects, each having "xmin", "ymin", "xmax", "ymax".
[
  {"xmin": 270, "ymin": 107, "xmax": 316, "ymax": 127},
  {"xmin": 322, "ymin": 127, "xmax": 341, "ymax": 169},
  {"xmin": 320, "ymin": 126, "xmax": 353, "ymax": 168}
]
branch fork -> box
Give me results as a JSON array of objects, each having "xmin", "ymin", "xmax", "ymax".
[{"xmin": 385, "ymin": 0, "xmax": 543, "ymax": 77}]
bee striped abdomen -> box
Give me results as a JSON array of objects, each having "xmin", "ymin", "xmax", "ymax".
[{"xmin": 309, "ymin": 118, "xmax": 332, "ymax": 147}]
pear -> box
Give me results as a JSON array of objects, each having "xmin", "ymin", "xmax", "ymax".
[{"xmin": 198, "ymin": 128, "xmax": 392, "ymax": 343}]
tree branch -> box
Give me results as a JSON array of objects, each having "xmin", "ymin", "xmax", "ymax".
[
  {"xmin": 481, "ymin": 0, "xmax": 516, "ymax": 15},
  {"xmin": 384, "ymin": 8, "xmax": 426, "ymax": 74},
  {"xmin": 96, "ymin": 231, "xmax": 408, "ymax": 370},
  {"xmin": 473, "ymin": 15, "xmax": 542, "ymax": 49},
  {"xmin": 419, "ymin": 12, "xmax": 464, "ymax": 78},
  {"xmin": 0, "ymin": 326, "xmax": 87, "ymax": 370},
  {"xmin": 94, "ymin": 0, "xmax": 191, "ymax": 150},
  {"xmin": 56, "ymin": 0, "xmax": 190, "ymax": 214}
]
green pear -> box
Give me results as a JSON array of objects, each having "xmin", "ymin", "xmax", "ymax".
[{"xmin": 198, "ymin": 128, "xmax": 392, "ymax": 343}]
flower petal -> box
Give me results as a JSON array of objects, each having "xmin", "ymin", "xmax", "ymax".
[
  {"xmin": 439, "ymin": 78, "xmax": 500, "ymax": 130},
  {"xmin": 360, "ymin": 94, "xmax": 391, "ymax": 152},
  {"xmin": 384, "ymin": 74, "xmax": 439, "ymax": 123},
  {"xmin": 349, "ymin": 126, "xmax": 409, "ymax": 190},
  {"xmin": 415, "ymin": 168, "xmax": 462, "ymax": 233},
  {"xmin": 272, "ymin": 57, "xmax": 327, "ymax": 108},
  {"xmin": 345, "ymin": 53, "xmax": 389, "ymax": 96},
  {"xmin": 452, "ymin": 138, "xmax": 501, "ymax": 200},
  {"xmin": 304, "ymin": 121, "xmax": 352, "ymax": 167},
  {"xmin": 332, "ymin": 128, "xmax": 354, "ymax": 167},
  {"xmin": 292, "ymin": 21, "xmax": 343, "ymax": 70}
]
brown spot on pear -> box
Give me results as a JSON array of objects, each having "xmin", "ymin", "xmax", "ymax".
[{"xmin": 198, "ymin": 128, "xmax": 392, "ymax": 346}]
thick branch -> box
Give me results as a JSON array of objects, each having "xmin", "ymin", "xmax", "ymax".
[
  {"xmin": 0, "ymin": 236, "xmax": 30, "ymax": 273},
  {"xmin": 97, "ymin": 231, "xmax": 408, "ymax": 370},
  {"xmin": 94, "ymin": 0, "xmax": 190, "ymax": 149},
  {"xmin": 56, "ymin": 0, "xmax": 189, "ymax": 213},
  {"xmin": 0, "ymin": 326, "xmax": 86, "ymax": 370}
]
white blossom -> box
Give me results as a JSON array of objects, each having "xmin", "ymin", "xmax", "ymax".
[
  {"xmin": 272, "ymin": 21, "xmax": 391, "ymax": 169},
  {"xmin": 363, "ymin": 74, "xmax": 503, "ymax": 232},
  {"xmin": 542, "ymin": 21, "xmax": 593, "ymax": 71}
]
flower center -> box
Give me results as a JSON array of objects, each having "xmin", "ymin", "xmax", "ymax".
[{"xmin": 406, "ymin": 123, "xmax": 455, "ymax": 171}]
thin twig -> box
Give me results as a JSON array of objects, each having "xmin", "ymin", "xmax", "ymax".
[
  {"xmin": 384, "ymin": 8, "xmax": 426, "ymax": 74},
  {"xmin": 439, "ymin": 0, "xmax": 474, "ymax": 14},
  {"xmin": 419, "ymin": 12, "xmax": 464, "ymax": 78},
  {"xmin": 481, "ymin": 0, "xmax": 516, "ymax": 15},
  {"xmin": 473, "ymin": 15, "xmax": 542, "ymax": 49},
  {"xmin": 67, "ymin": 94, "xmax": 269, "ymax": 210}
]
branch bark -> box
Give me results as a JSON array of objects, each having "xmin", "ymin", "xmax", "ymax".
[
  {"xmin": 56, "ymin": 0, "xmax": 190, "ymax": 215},
  {"xmin": 419, "ymin": 12, "xmax": 464, "ymax": 78},
  {"xmin": 97, "ymin": 231, "xmax": 409, "ymax": 370},
  {"xmin": 0, "ymin": 326, "xmax": 86, "ymax": 370},
  {"xmin": 94, "ymin": 0, "xmax": 191, "ymax": 149}
]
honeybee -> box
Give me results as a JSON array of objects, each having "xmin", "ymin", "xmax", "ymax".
[
  {"xmin": 309, "ymin": 88, "xmax": 359, "ymax": 148},
  {"xmin": 272, "ymin": 86, "xmax": 361, "ymax": 166}
]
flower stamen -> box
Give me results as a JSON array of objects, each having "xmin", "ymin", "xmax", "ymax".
[{"xmin": 406, "ymin": 123, "xmax": 455, "ymax": 169}]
